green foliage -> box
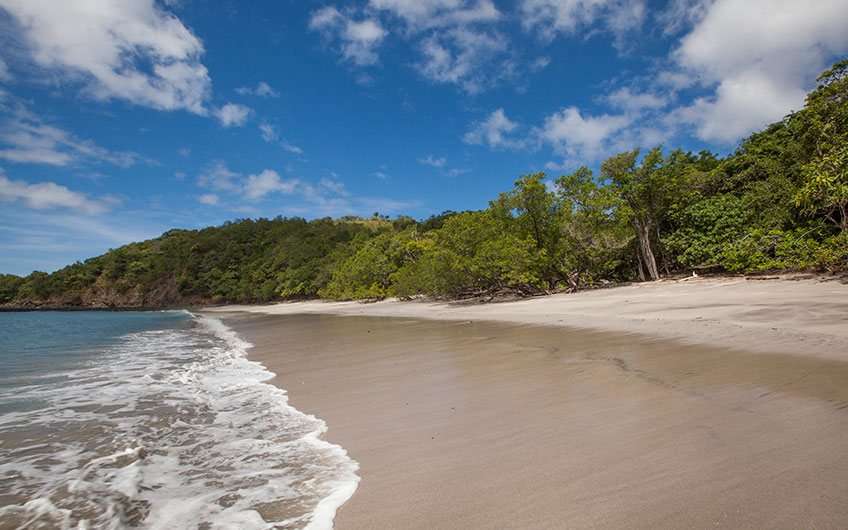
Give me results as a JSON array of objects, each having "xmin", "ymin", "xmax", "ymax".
[
  {"xmin": 490, "ymin": 173, "xmax": 565, "ymax": 288},
  {"xmin": 664, "ymin": 194, "xmax": 750, "ymax": 267},
  {"xmin": 392, "ymin": 211, "xmax": 546, "ymax": 298},
  {"xmin": 4, "ymin": 59, "xmax": 848, "ymax": 307},
  {"xmin": 795, "ymin": 59, "xmax": 848, "ymax": 231},
  {"xmin": 555, "ymin": 167, "xmax": 630, "ymax": 285},
  {"xmin": 720, "ymin": 227, "xmax": 832, "ymax": 272},
  {"xmin": 319, "ymin": 230, "xmax": 416, "ymax": 300},
  {"xmin": 0, "ymin": 274, "xmax": 24, "ymax": 304}
]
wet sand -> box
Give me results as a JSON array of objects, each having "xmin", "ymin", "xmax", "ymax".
[
  {"xmin": 221, "ymin": 311, "xmax": 848, "ymax": 529},
  {"xmin": 210, "ymin": 276, "xmax": 848, "ymax": 361}
]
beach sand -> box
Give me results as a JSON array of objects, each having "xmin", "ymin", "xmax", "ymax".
[
  {"xmin": 212, "ymin": 275, "xmax": 848, "ymax": 361},
  {"xmin": 212, "ymin": 277, "xmax": 848, "ymax": 528}
]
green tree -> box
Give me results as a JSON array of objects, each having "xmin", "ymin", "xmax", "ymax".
[
  {"xmin": 555, "ymin": 167, "xmax": 629, "ymax": 289},
  {"xmin": 491, "ymin": 173, "xmax": 564, "ymax": 289},
  {"xmin": 796, "ymin": 59, "xmax": 848, "ymax": 231}
]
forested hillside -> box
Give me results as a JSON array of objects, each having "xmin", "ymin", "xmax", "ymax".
[{"xmin": 2, "ymin": 60, "xmax": 847, "ymax": 308}]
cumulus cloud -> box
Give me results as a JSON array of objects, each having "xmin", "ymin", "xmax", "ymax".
[
  {"xmin": 605, "ymin": 87, "xmax": 668, "ymax": 114},
  {"xmin": 0, "ymin": 171, "xmax": 115, "ymax": 214},
  {"xmin": 464, "ymin": 101, "xmax": 670, "ymax": 169},
  {"xmin": 197, "ymin": 163, "xmax": 299, "ymax": 201},
  {"xmin": 668, "ymin": 0, "xmax": 848, "ymax": 143},
  {"xmin": 309, "ymin": 6, "xmax": 387, "ymax": 66},
  {"xmin": 374, "ymin": 1, "xmax": 508, "ymax": 92},
  {"xmin": 244, "ymin": 169, "xmax": 298, "ymax": 200},
  {"xmin": 538, "ymin": 106, "xmax": 632, "ymax": 162},
  {"xmin": 417, "ymin": 27, "xmax": 508, "ymax": 93},
  {"xmin": 310, "ymin": 1, "xmax": 511, "ymax": 92},
  {"xmin": 236, "ymin": 81, "xmax": 279, "ymax": 98},
  {"xmin": 213, "ymin": 103, "xmax": 251, "ymax": 127},
  {"xmin": 463, "ymin": 108, "xmax": 521, "ymax": 149},
  {"xmin": 0, "ymin": 0, "xmax": 211, "ymax": 113}
]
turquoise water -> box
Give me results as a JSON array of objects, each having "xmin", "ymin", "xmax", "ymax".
[
  {"xmin": 0, "ymin": 311, "xmax": 189, "ymax": 414},
  {"xmin": 0, "ymin": 311, "xmax": 358, "ymax": 529}
]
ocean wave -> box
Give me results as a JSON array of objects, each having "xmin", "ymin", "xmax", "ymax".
[{"xmin": 0, "ymin": 312, "xmax": 359, "ymax": 529}]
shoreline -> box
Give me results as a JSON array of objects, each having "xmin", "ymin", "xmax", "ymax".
[
  {"xmin": 208, "ymin": 275, "xmax": 848, "ymax": 362},
  {"xmin": 221, "ymin": 311, "xmax": 848, "ymax": 529}
]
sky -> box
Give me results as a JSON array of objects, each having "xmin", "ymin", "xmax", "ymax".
[{"xmin": 0, "ymin": 0, "xmax": 847, "ymax": 275}]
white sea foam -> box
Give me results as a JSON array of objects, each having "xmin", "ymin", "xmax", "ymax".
[{"xmin": 0, "ymin": 312, "xmax": 359, "ymax": 529}]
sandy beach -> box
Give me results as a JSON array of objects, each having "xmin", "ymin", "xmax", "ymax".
[{"xmin": 211, "ymin": 276, "xmax": 848, "ymax": 529}]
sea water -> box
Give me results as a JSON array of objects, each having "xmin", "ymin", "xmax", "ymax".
[{"xmin": 0, "ymin": 311, "xmax": 358, "ymax": 529}]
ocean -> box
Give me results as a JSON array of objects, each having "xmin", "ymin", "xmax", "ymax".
[{"xmin": 0, "ymin": 311, "xmax": 358, "ymax": 529}]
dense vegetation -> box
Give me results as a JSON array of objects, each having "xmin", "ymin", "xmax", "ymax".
[{"xmin": 2, "ymin": 60, "xmax": 847, "ymax": 308}]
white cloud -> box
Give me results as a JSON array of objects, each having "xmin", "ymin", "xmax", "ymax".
[
  {"xmin": 417, "ymin": 27, "xmax": 507, "ymax": 93},
  {"xmin": 0, "ymin": 57, "xmax": 10, "ymax": 82},
  {"xmin": 446, "ymin": 167, "xmax": 470, "ymax": 177},
  {"xmin": 197, "ymin": 161, "xmax": 241, "ymax": 192},
  {"xmin": 319, "ymin": 177, "xmax": 347, "ymax": 195},
  {"xmin": 243, "ymin": 169, "xmax": 298, "ymax": 200},
  {"xmin": 197, "ymin": 193, "xmax": 219, "ymax": 205},
  {"xmin": 605, "ymin": 87, "xmax": 668, "ymax": 113},
  {"xmin": 604, "ymin": 0, "xmax": 646, "ymax": 48},
  {"xmin": 280, "ymin": 140, "xmax": 304, "ymax": 155},
  {"xmin": 309, "ymin": 7, "xmax": 387, "ymax": 66},
  {"xmin": 312, "ymin": 2, "xmax": 512, "ymax": 93},
  {"xmin": 0, "ymin": 107, "xmax": 145, "ymax": 167},
  {"xmin": 213, "ymin": 103, "xmax": 251, "ymax": 127},
  {"xmin": 463, "ymin": 108, "xmax": 521, "ymax": 149},
  {"xmin": 668, "ymin": 0, "xmax": 848, "ymax": 143},
  {"xmin": 0, "ymin": 171, "xmax": 114, "ymax": 214},
  {"xmin": 259, "ymin": 122, "xmax": 278, "ymax": 142},
  {"xmin": 538, "ymin": 106, "xmax": 632, "ymax": 161},
  {"xmin": 369, "ymin": 0, "xmax": 500, "ymax": 30},
  {"xmin": 518, "ymin": 0, "xmax": 646, "ymax": 47},
  {"xmin": 194, "ymin": 162, "xmax": 414, "ymax": 217},
  {"xmin": 530, "ymin": 56, "xmax": 551, "ymax": 72},
  {"xmin": 197, "ymin": 163, "xmax": 298, "ymax": 201},
  {"xmin": 418, "ymin": 154, "xmax": 446, "ymax": 168},
  {"xmin": 236, "ymin": 81, "xmax": 279, "ymax": 97},
  {"xmin": 656, "ymin": 0, "xmax": 713, "ymax": 35},
  {"xmin": 0, "ymin": 0, "xmax": 210, "ymax": 113}
]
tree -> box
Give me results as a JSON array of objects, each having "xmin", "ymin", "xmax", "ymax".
[
  {"xmin": 555, "ymin": 167, "xmax": 628, "ymax": 290},
  {"xmin": 602, "ymin": 149, "xmax": 663, "ymax": 280},
  {"xmin": 796, "ymin": 59, "xmax": 848, "ymax": 231},
  {"xmin": 491, "ymin": 173, "xmax": 564, "ymax": 289}
]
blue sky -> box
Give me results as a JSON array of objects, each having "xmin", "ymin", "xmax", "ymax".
[{"xmin": 0, "ymin": 0, "xmax": 846, "ymax": 275}]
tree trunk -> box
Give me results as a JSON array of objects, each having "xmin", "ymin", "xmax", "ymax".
[
  {"xmin": 633, "ymin": 217, "xmax": 660, "ymax": 281},
  {"xmin": 636, "ymin": 248, "xmax": 646, "ymax": 282}
]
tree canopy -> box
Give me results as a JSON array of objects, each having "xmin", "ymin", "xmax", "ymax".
[{"xmin": 3, "ymin": 60, "xmax": 847, "ymax": 308}]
